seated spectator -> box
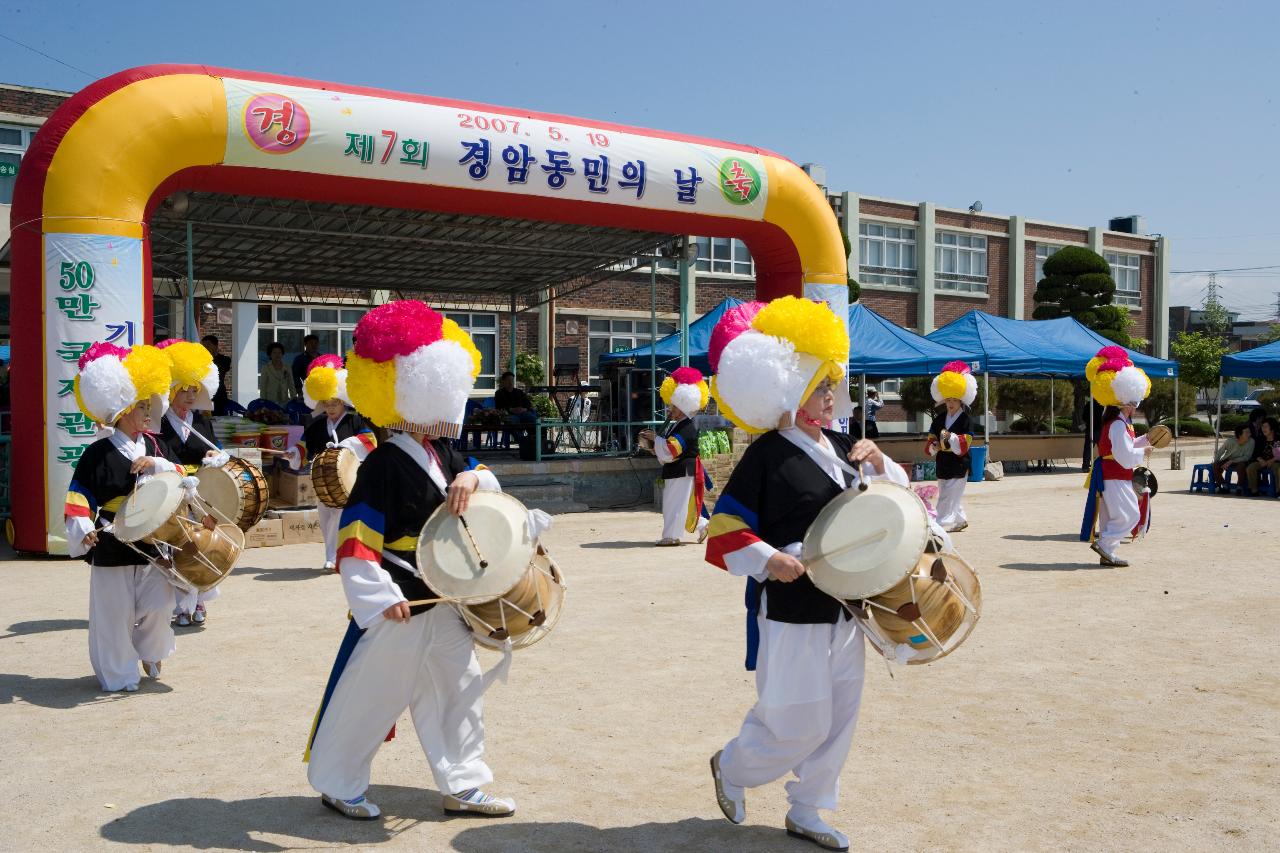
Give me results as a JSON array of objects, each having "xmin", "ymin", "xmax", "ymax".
[
  {"xmin": 495, "ymin": 371, "xmax": 538, "ymax": 434},
  {"xmin": 1213, "ymin": 425, "xmax": 1254, "ymax": 487},
  {"xmin": 1244, "ymin": 417, "xmax": 1280, "ymax": 496}
]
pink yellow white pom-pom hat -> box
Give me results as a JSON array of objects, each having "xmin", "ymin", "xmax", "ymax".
[
  {"xmin": 707, "ymin": 295, "xmax": 852, "ymax": 433},
  {"xmin": 930, "ymin": 360, "xmax": 978, "ymax": 406},
  {"xmin": 344, "ymin": 300, "xmax": 482, "ymax": 437},
  {"xmin": 660, "ymin": 367, "xmax": 710, "ymax": 416},
  {"xmin": 73, "ymin": 341, "xmax": 173, "ymax": 426},
  {"xmin": 1085, "ymin": 345, "xmax": 1150, "ymax": 407},
  {"xmin": 302, "ymin": 354, "xmax": 351, "ymax": 411},
  {"xmin": 156, "ymin": 338, "xmax": 219, "ymax": 411}
]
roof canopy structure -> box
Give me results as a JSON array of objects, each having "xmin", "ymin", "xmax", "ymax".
[
  {"xmin": 846, "ymin": 303, "xmax": 980, "ymax": 376},
  {"xmin": 1221, "ymin": 340, "xmax": 1280, "ymax": 380},
  {"xmin": 598, "ymin": 296, "xmax": 745, "ymax": 374},
  {"xmin": 926, "ymin": 310, "xmax": 1179, "ymax": 378}
]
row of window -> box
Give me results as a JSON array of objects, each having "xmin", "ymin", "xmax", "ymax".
[
  {"xmin": 859, "ymin": 222, "xmax": 1144, "ymax": 305},
  {"xmin": 0, "ymin": 123, "xmax": 37, "ymax": 205}
]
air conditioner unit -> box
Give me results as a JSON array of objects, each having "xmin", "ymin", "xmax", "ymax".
[{"xmin": 1108, "ymin": 215, "xmax": 1145, "ymax": 234}]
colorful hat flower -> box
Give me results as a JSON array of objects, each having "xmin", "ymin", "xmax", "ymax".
[
  {"xmin": 303, "ymin": 354, "xmax": 351, "ymax": 411},
  {"xmin": 345, "ymin": 300, "xmax": 482, "ymax": 437},
  {"xmin": 74, "ymin": 342, "xmax": 173, "ymax": 426},
  {"xmin": 931, "ymin": 360, "xmax": 978, "ymax": 406},
  {"xmin": 660, "ymin": 367, "xmax": 709, "ymax": 416},
  {"xmin": 708, "ymin": 295, "xmax": 850, "ymax": 433},
  {"xmin": 1085, "ymin": 345, "xmax": 1150, "ymax": 407},
  {"xmin": 156, "ymin": 338, "xmax": 218, "ymax": 410}
]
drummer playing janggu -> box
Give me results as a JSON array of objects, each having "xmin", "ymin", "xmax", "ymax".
[
  {"xmin": 639, "ymin": 367, "xmax": 712, "ymax": 546},
  {"xmin": 156, "ymin": 338, "xmax": 230, "ymax": 626},
  {"xmin": 284, "ymin": 355, "xmax": 376, "ymax": 572},
  {"xmin": 64, "ymin": 342, "xmax": 187, "ymax": 692},
  {"xmin": 304, "ymin": 300, "xmax": 517, "ymax": 821},
  {"xmin": 703, "ymin": 297, "xmax": 909, "ymax": 852}
]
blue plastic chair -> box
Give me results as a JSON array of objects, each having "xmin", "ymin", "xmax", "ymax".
[
  {"xmin": 1190, "ymin": 463, "xmax": 1215, "ymax": 494},
  {"xmin": 247, "ymin": 398, "xmax": 285, "ymax": 414},
  {"xmin": 1259, "ymin": 467, "xmax": 1278, "ymax": 498},
  {"xmin": 223, "ymin": 399, "xmax": 247, "ymax": 415},
  {"xmin": 286, "ymin": 399, "xmax": 312, "ymax": 425}
]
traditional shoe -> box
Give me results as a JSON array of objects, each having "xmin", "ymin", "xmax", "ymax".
[
  {"xmin": 443, "ymin": 788, "xmax": 515, "ymax": 817},
  {"xmin": 655, "ymin": 538, "xmax": 682, "ymax": 547},
  {"xmin": 142, "ymin": 661, "xmax": 162, "ymax": 679},
  {"xmin": 175, "ymin": 611, "xmax": 192, "ymax": 627},
  {"xmin": 122, "ymin": 683, "xmax": 139, "ymax": 693},
  {"xmin": 710, "ymin": 750, "xmax": 745, "ymax": 824},
  {"xmin": 1098, "ymin": 553, "xmax": 1129, "ymax": 568},
  {"xmin": 321, "ymin": 793, "xmax": 381, "ymax": 820},
  {"xmin": 192, "ymin": 605, "xmax": 206, "ymax": 625},
  {"xmin": 785, "ymin": 813, "xmax": 849, "ymax": 851},
  {"xmin": 951, "ymin": 520, "xmax": 969, "ymax": 532},
  {"xmin": 1089, "ymin": 541, "xmax": 1106, "ymax": 560},
  {"xmin": 697, "ymin": 526, "xmax": 710, "ymax": 545}
]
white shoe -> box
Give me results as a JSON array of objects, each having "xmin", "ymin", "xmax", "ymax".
[
  {"xmin": 175, "ymin": 612, "xmax": 192, "ymax": 627},
  {"xmin": 323, "ymin": 561, "xmax": 337, "ymax": 572},
  {"xmin": 121, "ymin": 683, "xmax": 139, "ymax": 693},
  {"xmin": 710, "ymin": 750, "xmax": 745, "ymax": 824},
  {"xmin": 785, "ymin": 809, "xmax": 849, "ymax": 851},
  {"xmin": 321, "ymin": 793, "xmax": 380, "ymax": 820},
  {"xmin": 443, "ymin": 788, "xmax": 515, "ymax": 817},
  {"xmin": 192, "ymin": 605, "xmax": 206, "ymax": 624}
]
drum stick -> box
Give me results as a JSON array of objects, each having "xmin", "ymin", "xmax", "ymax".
[
  {"xmin": 400, "ymin": 596, "xmax": 449, "ymax": 608},
  {"xmin": 459, "ymin": 515, "xmax": 489, "ymax": 569},
  {"xmin": 801, "ymin": 528, "xmax": 888, "ymax": 568}
]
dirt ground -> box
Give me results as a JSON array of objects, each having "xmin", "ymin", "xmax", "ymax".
[{"xmin": 1, "ymin": 446, "xmax": 1277, "ymax": 852}]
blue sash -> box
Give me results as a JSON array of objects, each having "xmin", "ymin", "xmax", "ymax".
[
  {"xmin": 744, "ymin": 578, "xmax": 762, "ymax": 671},
  {"xmin": 1079, "ymin": 456, "xmax": 1105, "ymax": 542},
  {"xmin": 303, "ymin": 618, "xmax": 365, "ymax": 761}
]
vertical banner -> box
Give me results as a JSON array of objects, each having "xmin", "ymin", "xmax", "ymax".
[
  {"xmin": 804, "ymin": 282, "xmax": 852, "ymax": 434},
  {"xmin": 43, "ymin": 233, "xmax": 145, "ymax": 554}
]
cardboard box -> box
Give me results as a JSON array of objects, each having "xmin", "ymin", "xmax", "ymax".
[
  {"xmin": 278, "ymin": 509, "xmax": 322, "ymax": 544},
  {"xmin": 226, "ymin": 447, "xmax": 263, "ymax": 469},
  {"xmin": 244, "ymin": 517, "xmax": 284, "ymax": 548},
  {"xmin": 271, "ymin": 467, "xmax": 317, "ymax": 508}
]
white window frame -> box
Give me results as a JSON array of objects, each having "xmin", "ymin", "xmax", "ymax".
[
  {"xmin": 587, "ymin": 317, "xmax": 678, "ymax": 379},
  {"xmin": 256, "ymin": 304, "xmax": 370, "ymax": 393},
  {"xmin": 935, "ymin": 231, "xmax": 988, "ymax": 294},
  {"xmin": 0, "ymin": 122, "xmax": 36, "ymax": 205},
  {"xmin": 1105, "ymin": 252, "xmax": 1142, "ymax": 308},
  {"xmin": 858, "ymin": 221, "xmax": 918, "ymax": 290},
  {"xmin": 446, "ymin": 312, "xmax": 499, "ymax": 392},
  {"xmin": 694, "ymin": 236, "xmax": 755, "ymax": 277},
  {"xmin": 1034, "ymin": 243, "xmax": 1068, "ymax": 283}
]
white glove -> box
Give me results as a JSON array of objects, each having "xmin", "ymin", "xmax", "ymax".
[
  {"xmin": 526, "ymin": 509, "xmax": 553, "ymax": 541},
  {"xmin": 285, "ymin": 447, "xmax": 303, "ymax": 471},
  {"xmin": 180, "ymin": 475, "xmax": 201, "ymax": 503},
  {"xmin": 337, "ymin": 435, "xmax": 373, "ymax": 462},
  {"xmin": 326, "ymin": 441, "xmax": 338, "ymax": 449},
  {"xmin": 202, "ymin": 452, "xmax": 230, "ymax": 468}
]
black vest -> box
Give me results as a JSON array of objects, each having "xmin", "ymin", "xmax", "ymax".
[
  {"xmin": 158, "ymin": 412, "xmax": 218, "ymax": 467},
  {"xmin": 661, "ymin": 418, "xmax": 699, "ymax": 479}
]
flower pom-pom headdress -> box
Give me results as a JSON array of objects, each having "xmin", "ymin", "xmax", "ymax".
[
  {"xmin": 345, "ymin": 300, "xmax": 481, "ymax": 437},
  {"xmin": 157, "ymin": 339, "xmax": 218, "ymax": 410},
  {"xmin": 1086, "ymin": 345, "xmax": 1149, "ymax": 407},
  {"xmin": 709, "ymin": 295, "xmax": 851, "ymax": 433},
  {"xmin": 303, "ymin": 354, "xmax": 351, "ymax": 411},
  {"xmin": 930, "ymin": 360, "xmax": 978, "ymax": 406},
  {"xmin": 74, "ymin": 342, "xmax": 173, "ymax": 426},
  {"xmin": 660, "ymin": 366, "xmax": 710, "ymax": 416}
]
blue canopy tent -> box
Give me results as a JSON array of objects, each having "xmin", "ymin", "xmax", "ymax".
[
  {"xmin": 1216, "ymin": 340, "xmax": 1280, "ymax": 454},
  {"xmin": 598, "ymin": 296, "xmax": 745, "ymax": 374}
]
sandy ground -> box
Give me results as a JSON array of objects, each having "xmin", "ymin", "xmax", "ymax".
[{"xmin": 1, "ymin": 447, "xmax": 1277, "ymax": 853}]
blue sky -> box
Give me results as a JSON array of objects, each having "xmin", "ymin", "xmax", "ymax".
[{"xmin": 3, "ymin": 1, "xmax": 1278, "ymax": 319}]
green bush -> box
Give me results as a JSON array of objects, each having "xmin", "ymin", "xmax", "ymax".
[
  {"xmin": 1055, "ymin": 416, "xmax": 1075, "ymax": 432},
  {"xmin": 1160, "ymin": 418, "xmax": 1213, "ymax": 437},
  {"xmin": 515, "ymin": 352, "xmax": 545, "ymax": 386},
  {"xmin": 1133, "ymin": 422, "xmax": 1149, "ymax": 436},
  {"xmin": 528, "ymin": 393, "xmax": 558, "ymax": 420},
  {"xmin": 1217, "ymin": 413, "xmax": 1249, "ymax": 432}
]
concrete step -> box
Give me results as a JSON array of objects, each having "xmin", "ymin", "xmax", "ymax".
[
  {"xmin": 520, "ymin": 498, "xmax": 590, "ymax": 515},
  {"xmin": 503, "ymin": 480, "xmax": 573, "ymax": 501}
]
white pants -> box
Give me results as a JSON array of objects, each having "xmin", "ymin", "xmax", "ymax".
[
  {"xmin": 307, "ymin": 606, "xmax": 493, "ymax": 800},
  {"xmin": 720, "ymin": 602, "xmax": 866, "ymax": 812},
  {"xmin": 936, "ymin": 477, "xmax": 968, "ymax": 530},
  {"xmin": 175, "ymin": 585, "xmax": 219, "ymax": 616},
  {"xmin": 661, "ymin": 475, "xmax": 708, "ymax": 541},
  {"xmin": 89, "ymin": 564, "xmax": 176, "ymax": 691},
  {"xmin": 318, "ymin": 504, "xmax": 343, "ymax": 564},
  {"xmin": 1097, "ymin": 479, "xmax": 1140, "ymax": 557}
]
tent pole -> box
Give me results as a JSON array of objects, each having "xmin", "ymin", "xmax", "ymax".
[
  {"xmin": 1213, "ymin": 376, "xmax": 1223, "ymax": 460},
  {"xmin": 1089, "ymin": 400, "xmax": 1095, "ymax": 466},
  {"xmin": 650, "ymin": 253, "xmax": 658, "ymax": 426},
  {"xmin": 185, "ymin": 221, "xmax": 196, "ymax": 339},
  {"xmin": 508, "ymin": 294, "xmax": 517, "ymax": 377},
  {"xmin": 1173, "ymin": 377, "xmax": 1179, "ymax": 454},
  {"xmin": 860, "ymin": 374, "xmax": 866, "ymax": 438},
  {"xmin": 1049, "ymin": 379, "xmax": 1055, "ymax": 434},
  {"xmin": 984, "ymin": 372, "xmax": 990, "ymax": 445}
]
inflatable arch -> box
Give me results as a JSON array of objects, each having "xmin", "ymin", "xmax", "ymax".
[{"xmin": 9, "ymin": 65, "xmax": 847, "ymax": 553}]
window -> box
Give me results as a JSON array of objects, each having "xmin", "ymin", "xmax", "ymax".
[
  {"xmin": 255, "ymin": 304, "xmax": 370, "ymax": 391},
  {"xmin": 1105, "ymin": 252, "xmax": 1142, "ymax": 307},
  {"xmin": 587, "ymin": 317, "xmax": 677, "ymax": 377},
  {"xmin": 0, "ymin": 123, "xmax": 36, "ymax": 205},
  {"xmin": 935, "ymin": 231, "xmax": 988, "ymax": 294},
  {"xmin": 858, "ymin": 222, "xmax": 917, "ymax": 289},
  {"xmin": 1034, "ymin": 244, "xmax": 1064, "ymax": 283},
  {"xmin": 693, "ymin": 237, "xmax": 754, "ymax": 276},
  {"xmin": 446, "ymin": 312, "xmax": 499, "ymax": 390}
]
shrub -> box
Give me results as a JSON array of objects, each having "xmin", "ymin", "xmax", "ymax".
[
  {"xmin": 1161, "ymin": 418, "xmax": 1212, "ymax": 437},
  {"xmin": 515, "ymin": 352, "xmax": 545, "ymax": 387},
  {"xmin": 528, "ymin": 393, "xmax": 558, "ymax": 420},
  {"xmin": 1216, "ymin": 413, "xmax": 1249, "ymax": 432}
]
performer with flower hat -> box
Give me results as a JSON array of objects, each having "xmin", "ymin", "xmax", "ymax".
[
  {"xmin": 304, "ymin": 300, "xmax": 515, "ymax": 821},
  {"xmin": 285, "ymin": 355, "xmax": 377, "ymax": 571},
  {"xmin": 1080, "ymin": 346, "xmax": 1152, "ymax": 567},
  {"xmin": 64, "ymin": 342, "xmax": 185, "ymax": 692},
  {"xmin": 640, "ymin": 366, "xmax": 712, "ymax": 546},
  {"xmin": 703, "ymin": 297, "xmax": 909, "ymax": 852},
  {"xmin": 925, "ymin": 360, "xmax": 977, "ymax": 533},
  {"xmin": 156, "ymin": 338, "xmax": 229, "ymax": 626}
]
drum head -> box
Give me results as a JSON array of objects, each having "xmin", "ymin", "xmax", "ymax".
[
  {"xmin": 114, "ymin": 473, "xmax": 186, "ymax": 543},
  {"xmin": 336, "ymin": 448, "xmax": 360, "ymax": 489},
  {"xmin": 1146, "ymin": 424, "xmax": 1172, "ymax": 449},
  {"xmin": 803, "ymin": 482, "xmax": 930, "ymax": 600},
  {"xmin": 194, "ymin": 466, "xmax": 244, "ymax": 526},
  {"xmin": 418, "ymin": 491, "xmax": 535, "ymax": 601}
]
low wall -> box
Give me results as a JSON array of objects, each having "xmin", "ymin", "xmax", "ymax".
[{"xmin": 878, "ymin": 433, "xmax": 1088, "ymax": 465}]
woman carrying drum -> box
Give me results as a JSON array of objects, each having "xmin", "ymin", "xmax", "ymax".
[
  {"xmin": 285, "ymin": 355, "xmax": 376, "ymax": 571},
  {"xmin": 157, "ymin": 338, "xmax": 229, "ymax": 626},
  {"xmin": 703, "ymin": 297, "xmax": 909, "ymax": 852},
  {"xmin": 304, "ymin": 301, "xmax": 516, "ymax": 822},
  {"xmin": 639, "ymin": 367, "xmax": 712, "ymax": 546},
  {"xmin": 925, "ymin": 361, "xmax": 977, "ymax": 533},
  {"xmin": 64, "ymin": 342, "xmax": 185, "ymax": 692},
  {"xmin": 1080, "ymin": 347, "xmax": 1153, "ymax": 567}
]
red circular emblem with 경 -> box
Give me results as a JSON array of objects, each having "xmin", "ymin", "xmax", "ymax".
[{"xmin": 243, "ymin": 93, "xmax": 310, "ymax": 154}]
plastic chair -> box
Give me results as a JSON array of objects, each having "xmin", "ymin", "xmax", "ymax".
[
  {"xmin": 247, "ymin": 398, "xmax": 285, "ymax": 414},
  {"xmin": 285, "ymin": 399, "xmax": 311, "ymax": 425},
  {"xmin": 223, "ymin": 399, "xmax": 247, "ymax": 415},
  {"xmin": 1259, "ymin": 467, "xmax": 1278, "ymax": 498},
  {"xmin": 1190, "ymin": 463, "xmax": 1215, "ymax": 494}
]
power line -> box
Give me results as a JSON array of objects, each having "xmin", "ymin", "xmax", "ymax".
[
  {"xmin": 1172, "ymin": 264, "xmax": 1280, "ymax": 274},
  {"xmin": 0, "ymin": 33, "xmax": 96, "ymax": 80}
]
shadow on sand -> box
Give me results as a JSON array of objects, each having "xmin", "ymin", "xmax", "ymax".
[
  {"xmin": 0, "ymin": 672, "xmax": 171, "ymax": 708},
  {"xmin": 451, "ymin": 817, "xmax": 783, "ymax": 853}
]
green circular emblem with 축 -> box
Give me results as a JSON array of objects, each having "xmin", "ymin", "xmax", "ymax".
[{"xmin": 718, "ymin": 157, "xmax": 762, "ymax": 205}]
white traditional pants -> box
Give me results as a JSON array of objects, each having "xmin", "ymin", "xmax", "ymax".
[
  {"xmin": 661, "ymin": 475, "xmax": 707, "ymax": 542},
  {"xmin": 317, "ymin": 504, "xmax": 343, "ymax": 565},
  {"xmin": 89, "ymin": 564, "xmax": 176, "ymax": 691},
  {"xmin": 720, "ymin": 601, "xmax": 866, "ymax": 812},
  {"xmin": 1097, "ymin": 479, "xmax": 1140, "ymax": 557},
  {"xmin": 936, "ymin": 476, "xmax": 968, "ymax": 531},
  {"xmin": 175, "ymin": 585, "xmax": 220, "ymax": 616},
  {"xmin": 307, "ymin": 606, "xmax": 493, "ymax": 801}
]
